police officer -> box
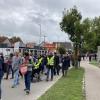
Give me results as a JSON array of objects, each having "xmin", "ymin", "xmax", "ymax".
[
  {"xmin": 46, "ymin": 52, "xmax": 54, "ymax": 81},
  {"xmin": 32, "ymin": 55, "xmax": 43, "ymax": 82}
]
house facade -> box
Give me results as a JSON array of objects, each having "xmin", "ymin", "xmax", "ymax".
[{"xmin": 53, "ymin": 42, "xmax": 73, "ymax": 50}]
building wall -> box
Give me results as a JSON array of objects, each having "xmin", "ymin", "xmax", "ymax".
[
  {"xmin": 53, "ymin": 42, "xmax": 72, "ymax": 50},
  {"xmin": 26, "ymin": 43, "xmax": 36, "ymax": 48},
  {"xmin": 43, "ymin": 43, "xmax": 56, "ymax": 52},
  {"xmin": 3, "ymin": 39, "xmax": 12, "ymax": 47},
  {"xmin": 0, "ymin": 48, "xmax": 14, "ymax": 56}
]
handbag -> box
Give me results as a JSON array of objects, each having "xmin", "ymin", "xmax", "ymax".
[{"xmin": 20, "ymin": 64, "xmax": 27, "ymax": 75}]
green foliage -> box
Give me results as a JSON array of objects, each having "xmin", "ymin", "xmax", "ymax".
[
  {"xmin": 82, "ymin": 17, "xmax": 100, "ymax": 52},
  {"xmin": 60, "ymin": 6, "xmax": 82, "ymax": 42},
  {"xmin": 60, "ymin": 6, "xmax": 84, "ymax": 67},
  {"xmin": 57, "ymin": 46, "xmax": 66, "ymax": 54},
  {"xmin": 60, "ymin": 6, "xmax": 100, "ymax": 53}
]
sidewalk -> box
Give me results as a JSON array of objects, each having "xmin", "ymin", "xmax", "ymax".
[
  {"xmin": 81, "ymin": 61, "xmax": 100, "ymax": 100},
  {"xmin": 2, "ymin": 74, "xmax": 62, "ymax": 100}
]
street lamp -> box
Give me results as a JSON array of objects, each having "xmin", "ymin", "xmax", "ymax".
[{"xmin": 38, "ymin": 23, "xmax": 42, "ymax": 50}]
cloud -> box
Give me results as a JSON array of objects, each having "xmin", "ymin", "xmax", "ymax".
[
  {"xmin": 76, "ymin": 0, "xmax": 100, "ymax": 18},
  {"xmin": 0, "ymin": 0, "xmax": 100, "ymax": 43}
]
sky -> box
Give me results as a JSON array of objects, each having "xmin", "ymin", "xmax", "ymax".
[{"xmin": 0, "ymin": 0, "xmax": 100, "ymax": 43}]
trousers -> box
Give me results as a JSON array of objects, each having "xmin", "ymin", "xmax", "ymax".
[
  {"xmin": 24, "ymin": 71, "xmax": 32, "ymax": 91},
  {"xmin": 12, "ymin": 70, "xmax": 19, "ymax": 87}
]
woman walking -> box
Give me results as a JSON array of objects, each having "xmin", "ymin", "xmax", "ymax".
[
  {"xmin": 24, "ymin": 52, "xmax": 33, "ymax": 95},
  {"xmin": 12, "ymin": 52, "xmax": 21, "ymax": 88}
]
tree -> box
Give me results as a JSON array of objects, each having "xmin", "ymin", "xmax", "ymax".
[
  {"xmin": 57, "ymin": 46, "xmax": 66, "ymax": 55},
  {"xmin": 82, "ymin": 17, "xmax": 99, "ymax": 53},
  {"xmin": 92, "ymin": 17, "xmax": 100, "ymax": 49},
  {"xmin": 9, "ymin": 36, "xmax": 22, "ymax": 44},
  {"xmin": 60, "ymin": 6, "xmax": 84, "ymax": 68}
]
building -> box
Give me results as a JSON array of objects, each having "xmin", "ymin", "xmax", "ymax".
[
  {"xmin": 0, "ymin": 38, "xmax": 12, "ymax": 48},
  {"xmin": 14, "ymin": 41, "xmax": 26, "ymax": 53},
  {"xmin": 26, "ymin": 42, "xmax": 36, "ymax": 48},
  {"xmin": 0, "ymin": 37, "xmax": 47, "ymax": 56},
  {"xmin": 43, "ymin": 42, "xmax": 56, "ymax": 52},
  {"xmin": 53, "ymin": 42, "xmax": 73, "ymax": 50},
  {"xmin": 0, "ymin": 38, "xmax": 13, "ymax": 56}
]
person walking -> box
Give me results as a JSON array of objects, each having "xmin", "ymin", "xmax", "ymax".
[
  {"xmin": 24, "ymin": 52, "xmax": 33, "ymax": 95},
  {"xmin": 0, "ymin": 53, "xmax": 4, "ymax": 100},
  {"xmin": 4, "ymin": 53, "xmax": 14, "ymax": 79},
  {"xmin": 12, "ymin": 52, "xmax": 21, "ymax": 88},
  {"xmin": 32, "ymin": 55, "xmax": 43, "ymax": 82},
  {"xmin": 46, "ymin": 53, "xmax": 54, "ymax": 81},
  {"xmin": 89, "ymin": 53, "xmax": 92, "ymax": 62},
  {"xmin": 54, "ymin": 52, "xmax": 60, "ymax": 75},
  {"xmin": 78, "ymin": 54, "xmax": 81, "ymax": 67},
  {"xmin": 62, "ymin": 54, "xmax": 70, "ymax": 77},
  {"xmin": 43, "ymin": 54, "xmax": 47, "ymax": 75}
]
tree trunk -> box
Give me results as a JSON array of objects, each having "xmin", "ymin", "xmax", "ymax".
[{"xmin": 74, "ymin": 44, "xmax": 78, "ymax": 69}]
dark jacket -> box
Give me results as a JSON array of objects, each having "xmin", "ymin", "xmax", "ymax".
[
  {"xmin": 54, "ymin": 55, "xmax": 59, "ymax": 66},
  {"xmin": 62, "ymin": 56, "xmax": 70, "ymax": 70},
  {"xmin": 0, "ymin": 56, "xmax": 4, "ymax": 78}
]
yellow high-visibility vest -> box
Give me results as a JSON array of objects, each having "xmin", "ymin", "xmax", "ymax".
[
  {"xmin": 34, "ymin": 58, "xmax": 43, "ymax": 69},
  {"xmin": 47, "ymin": 56, "xmax": 54, "ymax": 66}
]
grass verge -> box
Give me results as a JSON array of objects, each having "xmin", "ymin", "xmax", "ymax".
[
  {"xmin": 38, "ymin": 68, "xmax": 85, "ymax": 100},
  {"xmin": 90, "ymin": 60, "xmax": 99, "ymax": 67}
]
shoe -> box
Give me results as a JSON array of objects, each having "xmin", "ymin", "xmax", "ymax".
[
  {"xmin": 45, "ymin": 73, "xmax": 47, "ymax": 75},
  {"xmin": 11, "ymin": 85, "xmax": 15, "ymax": 88},
  {"xmin": 37, "ymin": 78, "xmax": 42, "ymax": 82},
  {"xmin": 26, "ymin": 90, "xmax": 30, "ymax": 95},
  {"xmin": 24, "ymin": 89, "xmax": 27, "ymax": 91},
  {"xmin": 51, "ymin": 78, "xmax": 53, "ymax": 81},
  {"xmin": 4, "ymin": 78, "xmax": 8, "ymax": 80}
]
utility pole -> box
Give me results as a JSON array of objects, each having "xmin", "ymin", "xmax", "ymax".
[
  {"xmin": 43, "ymin": 35, "xmax": 47, "ymax": 44},
  {"xmin": 38, "ymin": 24, "xmax": 42, "ymax": 50},
  {"xmin": 42, "ymin": 35, "xmax": 47, "ymax": 49},
  {"xmin": 39, "ymin": 24, "xmax": 41, "ymax": 45}
]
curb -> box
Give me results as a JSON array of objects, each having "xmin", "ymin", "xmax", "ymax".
[{"xmin": 82, "ymin": 74, "xmax": 86, "ymax": 100}]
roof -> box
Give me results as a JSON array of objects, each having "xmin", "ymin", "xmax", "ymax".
[
  {"xmin": 44, "ymin": 43, "xmax": 56, "ymax": 48},
  {"xmin": 0, "ymin": 37, "xmax": 8, "ymax": 43}
]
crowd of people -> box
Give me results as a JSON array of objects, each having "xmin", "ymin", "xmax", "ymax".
[
  {"xmin": 0, "ymin": 51, "xmax": 96, "ymax": 100},
  {"xmin": 0, "ymin": 51, "xmax": 71, "ymax": 100}
]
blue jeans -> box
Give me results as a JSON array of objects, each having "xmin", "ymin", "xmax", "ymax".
[
  {"xmin": 24, "ymin": 71, "xmax": 32, "ymax": 91},
  {"xmin": 12, "ymin": 70, "xmax": 19, "ymax": 87},
  {"xmin": 47, "ymin": 66, "xmax": 54, "ymax": 80},
  {"xmin": 78, "ymin": 61, "xmax": 80, "ymax": 67}
]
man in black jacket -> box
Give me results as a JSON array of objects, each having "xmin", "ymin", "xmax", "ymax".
[{"xmin": 54, "ymin": 53, "xmax": 60, "ymax": 75}]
